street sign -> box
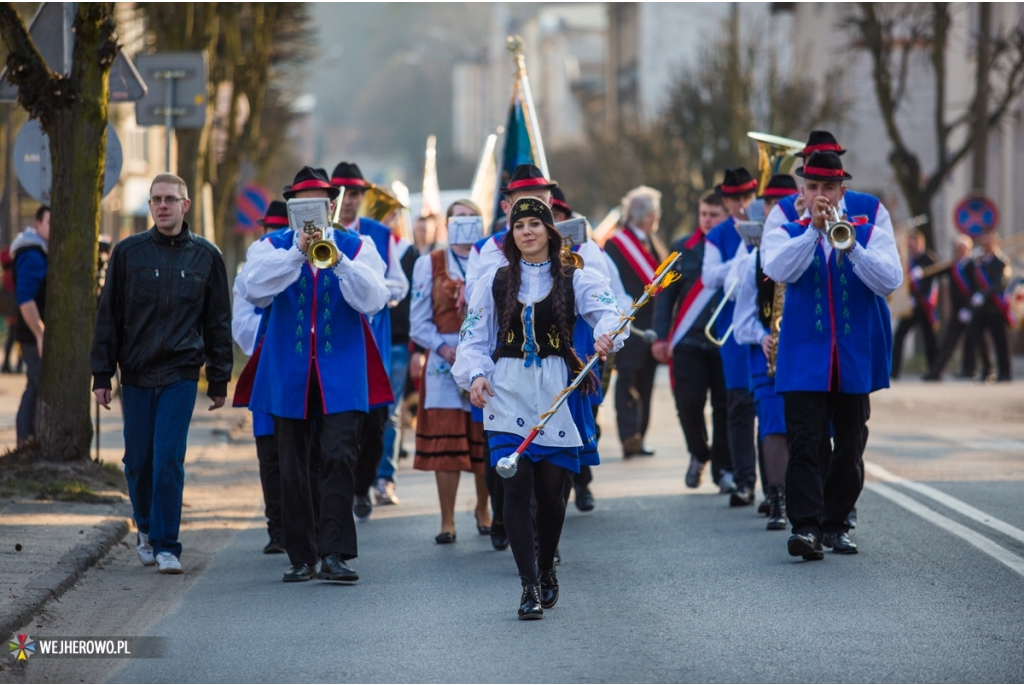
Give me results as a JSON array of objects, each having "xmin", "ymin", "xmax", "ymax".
[
  {"xmin": 236, "ymin": 184, "xmax": 273, "ymax": 234},
  {"xmin": 133, "ymin": 53, "xmax": 207, "ymax": 129},
  {"xmin": 13, "ymin": 119, "xmax": 122, "ymax": 203},
  {"xmin": 0, "ymin": 2, "xmax": 147, "ymax": 103},
  {"xmin": 953, "ymin": 195, "xmax": 999, "ymax": 236}
]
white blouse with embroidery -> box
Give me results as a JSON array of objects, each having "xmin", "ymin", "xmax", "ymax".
[{"xmin": 452, "ymin": 260, "xmax": 625, "ymax": 447}]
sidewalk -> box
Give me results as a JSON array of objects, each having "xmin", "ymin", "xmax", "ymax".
[{"xmin": 0, "ymin": 373, "xmax": 247, "ymax": 640}]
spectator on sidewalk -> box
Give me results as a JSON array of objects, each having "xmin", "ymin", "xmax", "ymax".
[
  {"xmin": 1, "ymin": 243, "xmax": 23, "ymax": 374},
  {"xmin": 11, "ymin": 206, "xmax": 50, "ymax": 443},
  {"xmin": 91, "ymin": 173, "xmax": 233, "ymax": 576}
]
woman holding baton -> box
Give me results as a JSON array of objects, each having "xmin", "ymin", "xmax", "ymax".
[{"xmin": 453, "ymin": 197, "xmax": 624, "ymax": 620}]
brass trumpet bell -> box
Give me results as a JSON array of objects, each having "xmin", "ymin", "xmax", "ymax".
[
  {"xmin": 826, "ymin": 208, "xmax": 856, "ymax": 251},
  {"xmin": 308, "ymin": 239, "xmax": 340, "ymax": 269}
]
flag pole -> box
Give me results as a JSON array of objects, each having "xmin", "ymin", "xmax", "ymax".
[{"xmin": 507, "ymin": 36, "xmax": 549, "ymax": 179}]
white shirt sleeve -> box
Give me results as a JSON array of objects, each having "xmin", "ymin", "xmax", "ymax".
[
  {"xmin": 573, "ymin": 268, "xmax": 628, "ymax": 351},
  {"xmin": 762, "ymin": 224, "xmax": 820, "ymax": 284},
  {"xmin": 763, "ymin": 202, "xmax": 788, "ymax": 237},
  {"xmin": 409, "ymin": 254, "xmax": 445, "ymax": 353},
  {"xmin": 464, "ymin": 237, "xmax": 504, "ymax": 304},
  {"xmin": 578, "ymin": 241, "xmax": 610, "ymax": 282},
  {"xmin": 845, "ymin": 225, "xmax": 904, "ymax": 297},
  {"xmin": 733, "ymin": 256, "xmax": 768, "ymax": 346},
  {"xmin": 452, "ymin": 269, "xmax": 499, "ymax": 391},
  {"xmin": 242, "ymin": 236, "xmax": 305, "ymax": 307},
  {"xmin": 335, "ymin": 238, "xmax": 391, "ymax": 315},
  {"xmin": 701, "ymin": 238, "xmax": 731, "ymax": 291},
  {"xmin": 231, "ymin": 268, "xmax": 261, "ymax": 356},
  {"xmin": 872, "ymin": 201, "xmax": 894, "ymax": 239},
  {"xmin": 384, "ymin": 235, "xmax": 410, "ymax": 304}
]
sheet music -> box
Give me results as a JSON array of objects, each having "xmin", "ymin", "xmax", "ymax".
[{"xmin": 287, "ymin": 198, "xmax": 331, "ymax": 233}]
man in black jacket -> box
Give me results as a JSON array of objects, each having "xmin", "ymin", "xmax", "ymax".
[
  {"xmin": 91, "ymin": 173, "xmax": 233, "ymax": 575},
  {"xmin": 652, "ymin": 191, "xmax": 731, "ymax": 489}
]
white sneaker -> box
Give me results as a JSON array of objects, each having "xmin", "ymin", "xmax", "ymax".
[
  {"xmin": 156, "ymin": 552, "xmax": 183, "ymax": 574},
  {"xmin": 374, "ymin": 478, "xmax": 399, "ymax": 505},
  {"xmin": 136, "ymin": 532, "xmax": 156, "ymax": 566}
]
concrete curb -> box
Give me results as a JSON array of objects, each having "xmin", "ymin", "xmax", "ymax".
[{"xmin": 0, "ymin": 517, "xmax": 130, "ymax": 639}]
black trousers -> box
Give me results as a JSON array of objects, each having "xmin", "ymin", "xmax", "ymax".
[
  {"xmin": 784, "ymin": 391, "xmax": 867, "ymax": 538},
  {"xmin": 726, "ymin": 388, "xmax": 757, "ymax": 490},
  {"xmin": 671, "ymin": 345, "xmax": 731, "ymax": 481},
  {"xmin": 968, "ymin": 313, "xmax": 1011, "ymax": 379},
  {"xmin": 484, "ymin": 438, "xmax": 505, "ymax": 527},
  {"xmin": 255, "ymin": 435, "xmax": 282, "ymax": 538},
  {"xmin": 503, "ymin": 458, "xmax": 569, "ymax": 584},
  {"xmin": 892, "ymin": 307, "xmax": 937, "ymax": 378},
  {"xmin": 354, "ymin": 405, "xmax": 389, "ymax": 497},
  {"xmin": 614, "ymin": 336, "xmax": 658, "ymax": 446},
  {"xmin": 275, "ymin": 410, "xmax": 363, "ymax": 566}
]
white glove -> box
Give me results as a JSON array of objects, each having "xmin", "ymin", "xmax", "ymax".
[
  {"xmin": 970, "ymin": 292, "xmax": 985, "ymax": 307},
  {"xmin": 910, "ymin": 266, "xmax": 924, "ymax": 281},
  {"xmin": 958, "ymin": 307, "xmax": 973, "ymax": 324}
]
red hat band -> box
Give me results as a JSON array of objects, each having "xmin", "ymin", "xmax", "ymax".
[
  {"xmin": 719, "ymin": 179, "xmax": 758, "ymax": 194},
  {"xmin": 507, "ymin": 176, "xmax": 553, "ymax": 191},
  {"xmin": 802, "ymin": 166, "xmax": 847, "ymax": 178},
  {"xmin": 802, "ymin": 143, "xmax": 843, "ymax": 156},
  {"xmin": 551, "ymin": 198, "xmax": 571, "ymax": 211},
  {"xmin": 290, "ymin": 179, "xmax": 332, "ymax": 192},
  {"xmin": 761, "ymin": 187, "xmax": 799, "ymax": 198},
  {"xmin": 262, "ymin": 216, "xmax": 289, "ymax": 227},
  {"xmin": 330, "ymin": 177, "xmax": 369, "ymax": 188}
]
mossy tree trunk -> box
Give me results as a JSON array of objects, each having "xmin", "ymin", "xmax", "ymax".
[{"xmin": 0, "ymin": 2, "xmax": 117, "ymax": 461}]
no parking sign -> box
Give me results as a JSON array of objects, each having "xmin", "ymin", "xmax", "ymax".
[
  {"xmin": 236, "ymin": 184, "xmax": 273, "ymax": 234},
  {"xmin": 953, "ymin": 195, "xmax": 999, "ymax": 236}
]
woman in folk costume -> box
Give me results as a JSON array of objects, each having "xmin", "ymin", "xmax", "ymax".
[
  {"xmin": 411, "ymin": 200, "xmax": 491, "ymax": 543},
  {"xmin": 453, "ymin": 198, "xmax": 624, "ymax": 621}
]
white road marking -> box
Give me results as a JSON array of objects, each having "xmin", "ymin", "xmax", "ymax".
[
  {"xmin": 865, "ymin": 482, "xmax": 1024, "ymax": 578},
  {"xmin": 865, "ymin": 461, "xmax": 1024, "ymax": 545}
]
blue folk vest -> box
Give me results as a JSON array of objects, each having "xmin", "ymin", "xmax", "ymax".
[
  {"xmin": 705, "ymin": 216, "xmax": 750, "ymax": 390},
  {"xmin": 777, "ymin": 189, "xmax": 880, "ymax": 225},
  {"xmin": 249, "ymin": 229, "xmax": 372, "ymax": 419},
  {"xmin": 774, "ymin": 220, "xmax": 892, "ymax": 395},
  {"xmin": 357, "ymin": 218, "xmax": 394, "ymax": 373}
]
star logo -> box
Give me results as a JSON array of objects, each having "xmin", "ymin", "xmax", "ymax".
[
  {"xmin": 517, "ymin": 201, "xmax": 532, "ymax": 212},
  {"xmin": 9, "ymin": 634, "xmax": 34, "ymax": 661}
]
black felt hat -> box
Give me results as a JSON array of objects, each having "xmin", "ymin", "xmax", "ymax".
[
  {"xmin": 500, "ymin": 164, "xmax": 558, "ymax": 194},
  {"xmin": 795, "ymin": 151, "xmax": 852, "ymax": 182},
  {"xmin": 550, "ymin": 186, "xmax": 572, "ymax": 215},
  {"xmin": 715, "ymin": 167, "xmax": 758, "ymax": 197},
  {"xmin": 330, "ymin": 162, "xmax": 370, "ymax": 189},
  {"xmin": 509, "ymin": 196, "xmax": 555, "ymax": 228},
  {"xmin": 258, "ymin": 200, "xmax": 289, "ymax": 228},
  {"xmin": 795, "ymin": 130, "xmax": 846, "ymax": 158},
  {"xmin": 761, "ymin": 174, "xmax": 799, "ymax": 198},
  {"xmin": 283, "ymin": 166, "xmax": 340, "ymax": 200}
]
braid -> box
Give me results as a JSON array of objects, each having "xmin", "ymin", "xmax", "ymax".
[
  {"xmin": 498, "ymin": 232, "xmax": 524, "ymax": 339},
  {"xmin": 549, "ymin": 250, "xmax": 598, "ymax": 395}
]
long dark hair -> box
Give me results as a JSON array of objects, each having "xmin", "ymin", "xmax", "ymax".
[{"xmin": 499, "ymin": 220, "xmax": 597, "ymax": 394}]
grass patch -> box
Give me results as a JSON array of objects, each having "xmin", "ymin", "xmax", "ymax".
[{"xmin": 0, "ymin": 441, "xmax": 127, "ymax": 504}]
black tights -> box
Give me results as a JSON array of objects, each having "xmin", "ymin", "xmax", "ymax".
[{"xmin": 503, "ymin": 458, "xmax": 569, "ymax": 584}]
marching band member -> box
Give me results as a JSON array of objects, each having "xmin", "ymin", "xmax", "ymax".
[
  {"xmin": 761, "ymin": 152, "xmax": 902, "ymax": 560},
  {"xmin": 244, "ymin": 167, "xmax": 391, "ymax": 583},
  {"xmin": 701, "ymin": 168, "xmax": 759, "ymax": 504},
  {"xmin": 731, "ymin": 175, "xmax": 800, "ymax": 530},
  {"xmin": 891, "ymin": 229, "xmax": 938, "ymax": 379},
  {"xmin": 969, "ymin": 231, "xmax": 1012, "ymax": 381},
  {"xmin": 604, "ymin": 186, "xmax": 667, "ymax": 459},
  {"xmin": 232, "ymin": 200, "xmax": 289, "ymax": 554},
  {"xmin": 330, "ymin": 162, "xmax": 410, "ymax": 523},
  {"xmin": 763, "ymin": 131, "xmax": 895, "ymax": 239},
  {"xmin": 453, "ymin": 198, "xmax": 624, "ymax": 620},
  {"xmin": 410, "ymin": 200, "xmax": 490, "ymax": 543},
  {"xmin": 652, "ymin": 190, "xmax": 731, "ymax": 490}
]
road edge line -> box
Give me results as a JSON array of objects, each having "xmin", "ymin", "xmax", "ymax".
[
  {"xmin": 865, "ymin": 483, "xmax": 1024, "ymax": 578},
  {"xmin": 864, "ymin": 461, "xmax": 1024, "ymax": 545}
]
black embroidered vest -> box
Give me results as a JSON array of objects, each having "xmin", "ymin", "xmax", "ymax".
[
  {"xmin": 491, "ymin": 265, "xmax": 574, "ymax": 362},
  {"xmin": 756, "ymin": 251, "xmax": 776, "ymax": 330}
]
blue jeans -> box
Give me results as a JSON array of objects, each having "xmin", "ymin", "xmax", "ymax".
[
  {"xmin": 377, "ymin": 343, "xmax": 410, "ymax": 482},
  {"xmin": 16, "ymin": 343, "xmax": 40, "ymax": 443},
  {"xmin": 122, "ymin": 380, "xmax": 197, "ymax": 558}
]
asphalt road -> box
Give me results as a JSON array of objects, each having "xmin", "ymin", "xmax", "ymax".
[{"xmin": 8, "ymin": 373, "xmax": 1024, "ymax": 683}]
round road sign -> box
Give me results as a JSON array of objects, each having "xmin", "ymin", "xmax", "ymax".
[
  {"xmin": 235, "ymin": 184, "xmax": 273, "ymax": 234},
  {"xmin": 953, "ymin": 195, "xmax": 999, "ymax": 236},
  {"xmin": 13, "ymin": 119, "xmax": 122, "ymax": 204}
]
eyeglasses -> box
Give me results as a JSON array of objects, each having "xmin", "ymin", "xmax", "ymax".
[{"xmin": 149, "ymin": 196, "xmax": 185, "ymax": 206}]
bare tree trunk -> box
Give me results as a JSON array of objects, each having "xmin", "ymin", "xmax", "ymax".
[{"xmin": 971, "ymin": 3, "xmax": 991, "ymax": 193}]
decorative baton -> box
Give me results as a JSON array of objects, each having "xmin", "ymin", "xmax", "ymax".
[{"xmin": 495, "ymin": 252, "xmax": 683, "ymax": 478}]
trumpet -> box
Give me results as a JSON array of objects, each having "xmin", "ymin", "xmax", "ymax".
[
  {"xmin": 826, "ymin": 207, "xmax": 856, "ymax": 251},
  {"xmin": 301, "ymin": 220, "xmax": 340, "ymax": 269}
]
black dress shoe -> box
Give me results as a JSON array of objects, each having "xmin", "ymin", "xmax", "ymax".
[
  {"xmin": 263, "ymin": 534, "xmax": 286, "ymax": 555},
  {"xmin": 787, "ymin": 532, "xmax": 824, "ymax": 561},
  {"xmin": 685, "ymin": 458, "xmax": 705, "ymax": 488},
  {"xmin": 490, "ymin": 522, "xmax": 509, "ymax": 551},
  {"xmin": 766, "ymin": 486, "xmax": 788, "ymax": 531},
  {"xmin": 757, "ymin": 498, "xmax": 771, "ymax": 516},
  {"xmin": 317, "ymin": 553, "xmax": 359, "ymax": 582},
  {"xmin": 575, "ymin": 486, "xmax": 595, "ymax": 512},
  {"xmin": 729, "ymin": 486, "xmax": 755, "ymax": 507},
  {"xmin": 353, "ymin": 495, "xmax": 372, "ymax": 522},
  {"xmin": 518, "ymin": 580, "xmax": 544, "ymax": 620},
  {"xmin": 539, "ymin": 568, "xmax": 559, "ymax": 609},
  {"xmin": 845, "ymin": 507, "xmax": 857, "ymax": 530},
  {"xmin": 283, "ymin": 563, "xmax": 316, "ymax": 582},
  {"xmin": 435, "ymin": 532, "xmax": 456, "ymax": 544},
  {"xmin": 823, "ymin": 531, "xmax": 858, "ymax": 554},
  {"xmin": 475, "ymin": 512, "xmax": 491, "ymax": 535}
]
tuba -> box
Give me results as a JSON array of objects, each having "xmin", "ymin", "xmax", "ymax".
[
  {"xmin": 360, "ymin": 184, "xmax": 405, "ymax": 223},
  {"xmin": 747, "ymin": 131, "xmax": 805, "ymax": 194}
]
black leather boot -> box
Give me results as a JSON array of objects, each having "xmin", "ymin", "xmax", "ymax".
[
  {"xmin": 766, "ymin": 485, "xmax": 788, "ymax": 531},
  {"xmin": 518, "ymin": 579, "xmax": 544, "ymax": 620},
  {"xmin": 539, "ymin": 568, "xmax": 559, "ymax": 609}
]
